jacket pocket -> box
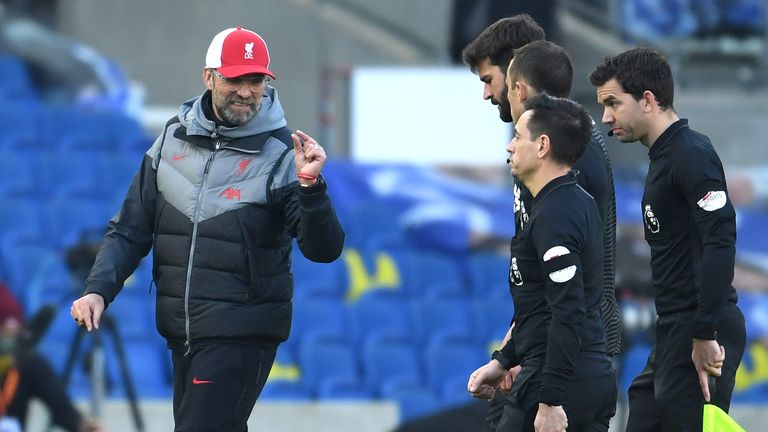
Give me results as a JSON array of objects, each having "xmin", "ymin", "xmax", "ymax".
[
  {"xmin": 244, "ymin": 247, "xmax": 258, "ymax": 299},
  {"xmin": 247, "ymin": 273, "xmax": 293, "ymax": 304}
]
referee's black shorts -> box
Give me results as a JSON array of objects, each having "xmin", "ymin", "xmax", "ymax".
[
  {"xmin": 625, "ymin": 302, "xmax": 746, "ymax": 432},
  {"xmin": 486, "ymin": 353, "xmax": 617, "ymax": 432}
]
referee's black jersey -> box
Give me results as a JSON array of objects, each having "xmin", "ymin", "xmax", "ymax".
[
  {"xmin": 643, "ymin": 119, "xmax": 738, "ymax": 340},
  {"xmin": 502, "ymin": 173, "xmax": 607, "ymax": 405},
  {"xmin": 513, "ymin": 120, "xmax": 621, "ymax": 356}
]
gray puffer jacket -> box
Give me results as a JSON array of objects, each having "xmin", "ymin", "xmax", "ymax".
[{"xmin": 84, "ymin": 87, "xmax": 345, "ymax": 351}]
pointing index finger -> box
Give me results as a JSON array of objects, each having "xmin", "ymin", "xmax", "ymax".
[
  {"xmin": 295, "ymin": 130, "xmax": 310, "ymax": 141},
  {"xmin": 291, "ymin": 133, "xmax": 304, "ymax": 153}
]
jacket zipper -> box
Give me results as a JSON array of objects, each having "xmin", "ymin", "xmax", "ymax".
[{"xmin": 183, "ymin": 130, "xmax": 222, "ymax": 356}]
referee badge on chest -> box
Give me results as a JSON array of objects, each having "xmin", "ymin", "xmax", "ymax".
[
  {"xmin": 510, "ymin": 257, "xmax": 524, "ymax": 286},
  {"xmin": 513, "ymin": 183, "xmax": 529, "ymax": 229},
  {"xmin": 643, "ymin": 204, "xmax": 660, "ymax": 234}
]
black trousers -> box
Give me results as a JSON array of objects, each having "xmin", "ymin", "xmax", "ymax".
[
  {"xmin": 171, "ymin": 342, "xmax": 277, "ymax": 432},
  {"xmin": 625, "ymin": 303, "xmax": 746, "ymax": 432},
  {"xmin": 484, "ymin": 354, "xmax": 617, "ymax": 432}
]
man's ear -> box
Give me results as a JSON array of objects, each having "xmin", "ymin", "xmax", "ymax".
[
  {"xmin": 538, "ymin": 134, "xmax": 551, "ymax": 158},
  {"xmin": 642, "ymin": 90, "xmax": 656, "ymax": 112},
  {"xmin": 204, "ymin": 69, "xmax": 214, "ymax": 91},
  {"xmin": 517, "ymin": 81, "xmax": 528, "ymax": 103}
]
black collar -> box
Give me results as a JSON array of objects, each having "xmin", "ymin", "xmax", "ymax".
[
  {"xmin": 649, "ymin": 118, "xmax": 689, "ymax": 159},
  {"xmin": 531, "ymin": 171, "xmax": 578, "ymax": 212}
]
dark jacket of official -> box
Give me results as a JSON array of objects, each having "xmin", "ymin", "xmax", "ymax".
[{"xmin": 83, "ymin": 87, "xmax": 345, "ymax": 351}]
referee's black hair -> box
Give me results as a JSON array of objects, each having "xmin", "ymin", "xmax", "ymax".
[
  {"xmin": 508, "ymin": 40, "xmax": 573, "ymax": 98},
  {"xmin": 523, "ymin": 93, "xmax": 592, "ymax": 166},
  {"xmin": 589, "ymin": 47, "xmax": 675, "ymax": 110}
]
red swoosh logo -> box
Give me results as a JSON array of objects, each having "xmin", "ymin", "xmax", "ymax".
[
  {"xmin": 192, "ymin": 377, "xmax": 214, "ymax": 385},
  {"xmin": 173, "ymin": 154, "xmax": 186, "ymax": 161}
]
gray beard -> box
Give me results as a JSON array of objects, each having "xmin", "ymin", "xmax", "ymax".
[{"xmin": 221, "ymin": 100, "xmax": 261, "ymax": 126}]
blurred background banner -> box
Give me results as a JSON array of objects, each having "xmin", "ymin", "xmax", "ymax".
[
  {"xmin": 1, "ymin": 0, "xmax": 767, "ymax": 431},
  {"xmin": 350, "ymin": 67, "xmax": 510, "ymax": 164}
]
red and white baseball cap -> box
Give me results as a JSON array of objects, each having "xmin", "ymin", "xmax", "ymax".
[{"xmin": 205, "ymin": 27, "xmax": 275, "ymax": 79}]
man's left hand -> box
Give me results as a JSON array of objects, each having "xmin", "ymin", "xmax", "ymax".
[
  {"xmin": 534, "ymin": 404, "xmax": 568, "ymax": 432},
  {"xmin": 292, "ymin": 130, "xmax": 326, "ymax": 186},
  {"xmin": 692, "ymin": 338, "xmax": 725, "ymax": 402}
]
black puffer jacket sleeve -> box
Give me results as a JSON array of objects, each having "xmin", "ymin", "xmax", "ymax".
[
  {"xmin": 83, "ymin": 148, "xmax": 158, "ymax": 305},
  {"xmin": 270, "ymin": 149, "xmax": 344, "ymax": 263}
]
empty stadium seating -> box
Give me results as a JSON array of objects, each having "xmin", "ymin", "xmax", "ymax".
[
  {"xmin": 0, "ymin": 55, "xmax": 38, "ymax": 102},
  {"xmin": 361, "ymin": 340, "xmax": 421, "ymax": 394},
  {"xmin": 2, "ymin": 50, "xmax": 768, "ymax": 423}
]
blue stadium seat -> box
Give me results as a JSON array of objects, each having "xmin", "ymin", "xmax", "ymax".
[
  {"xmin": 0, "ymin": 99, "xmax": 40, "ymax": 127},
  {"xmin": 471, "ymin": 297, "xmax": 514, "ymax": 350},
  {"xmin": 738, "ymin": 292, "xmax": 768, "ymax": 342},
  {"xmin": 104, "ymin": 337, "xmax": 172, "ymax": 399},
  {"xmin": 104, "ymin": 293, "xmax": 154, "ymax": 339},
  {"xmin": 103, "ymin": 150, "xmax": 144, "ymax": 193},
  {"xmin": 348, "ymin": 292, "xmax": 412, "ymax": 342},
  {"xmin": 380, "ymin": 378, "xmax": 442, "ymax": 423},
  {"xmin": 290, "ymin": 297, "xmax": 347, "ymax": 346},
  {"xmin": 291, "ymin": 248, "xmax": 348, "ymax": 299},
  {"xmin": 262, "ymin": 346, "xmax": 311, "ymax": 400},
  {"xmin": 411, "ymin": 251, "xmax": 466, "ymax": 295},
  {"xmin": 723, "ymin": 0, "xmax": 765, "ymax": 33},
  {"xmin": 317, "ymin": 374, "xmax": 374, "ymax": 400},
  {"xmin": 0, "ymin": 55, "xmax": 38, "ymax": 101},
  {"xmin": 298, "ymin": 337, "xmax": 360, "ymax": 394},
  {"xmin": 736, "ymin": 209, "xmax": 768, "ymax": 256},
  {"xmin": 0, "ymin": 197, "xmax": 45, "ymax": 241},
  {"xmin": 361, "ymin": 340, "xmax": 421, "ymax": 395},
  {"xmin": 0, "ymin": 151, "xmax": 38, "ymax": 193},
  {"xmin": 383, "ymin": 249, "xmax": 466, "ymax": 298},
  {"xmin": 43, "ymin": 106, "xmax": 149, "ymax": 153},
  {"xmin": 0, "ymin": 244, "xmax": 60, "ymax": 303},
  {"xmin": 44, "ymin": 149, "xmax": 111, "ymax": 194},
  {"xmin": 344, "ymin": 202, "xmax": 410, "ymax": 250},
  {"xmin": 44, "ymin": 192, "xmax": 110, "ymax": 248},
  {"xmin": 441, "ymin": 374, "xmax": 475, "ymax": 408},
  {"xmin": 466, "ymin": 252, "xmax": 511, "ymax": 299},
  {"xmin": 619, "ymin": 343, "xmax": 652, "ymax": 393},
  {"xmin": 23, "ymin": 255, "xmax": 79, "ymax": 313},
  {"xmin": 422, "ymin": 341, "xmax": 486, "ymax": 394},
  {"xmin": 411, "ymin": 298, "xmax": 472, "ymax": 344},
  {"xmin": 341, "ymin": 248, "xmax": 406, "ymax": 301},
  {"xmin": 261, "ymin": 380, "xmax": 312, "ymax": 400}
]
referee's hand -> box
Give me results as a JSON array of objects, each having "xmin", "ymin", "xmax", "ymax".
[
  {"xmin": 692, "ymin": 338, "xmax": 725, "ymax": 402},
  {"xmin": 468, "ymin": 359, "xmax": 506, "ymax": 400}
]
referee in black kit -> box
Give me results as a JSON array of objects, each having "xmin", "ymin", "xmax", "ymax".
[
  {"xmin": 462, "ymin": 15, "xmax": 621, "ymax": 374},
  {"xmin": 590, "ymin": 48, "xmax": 746, "ymax": 431},
  {"xmin": 468, "ymin": 94, "xmax": 616, "ymax": 432}
]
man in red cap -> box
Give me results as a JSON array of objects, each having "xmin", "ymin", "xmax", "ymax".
[{"xmin": 70, "ymin": 27, "xmax": 345, "ymax": 431}]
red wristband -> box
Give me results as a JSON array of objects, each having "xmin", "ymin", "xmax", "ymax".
[{"xmin": 297, "ymin": 173, "xmax": 318, "ymax": 181}]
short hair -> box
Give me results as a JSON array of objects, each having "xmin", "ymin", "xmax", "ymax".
[
  {"xmin": 508, "ymin": 40, "xmax": 573, "ymax": 98},
  {"xmin": 523, "ymin": 93, "xmax": 592, "ymax": 166},
  {"xmin": 589, "ymin": 47, "xmax": 675, "ymax": 110},
  {"xmin": 462, "ymin": 14, "xmax": 546, "ymax": 73}
]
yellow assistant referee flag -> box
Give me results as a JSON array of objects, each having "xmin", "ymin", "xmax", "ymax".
[{"xmin": 703, "ymin": 404, "xmax": 745, "ymax": 432}]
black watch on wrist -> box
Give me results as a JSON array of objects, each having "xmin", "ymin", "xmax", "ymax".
[{"xmin": 491, "ymin": 350, "xmax": 515, "ymax": 370}]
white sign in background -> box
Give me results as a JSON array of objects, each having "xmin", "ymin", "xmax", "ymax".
[{"xmin": 351, "ymin": 67, "xmax": 512, "ymax": 165}]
